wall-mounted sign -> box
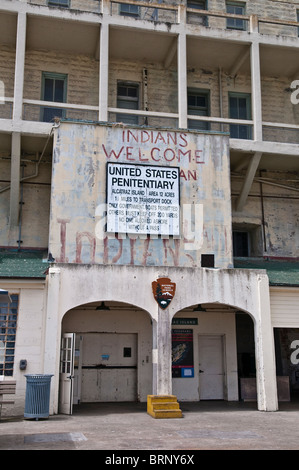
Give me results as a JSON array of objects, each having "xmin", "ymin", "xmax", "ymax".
[
  {"xmin": 172, "ymin": 318, "xmax": 198, "ymax": 325},
  {"xmin": 172, "ymin": 329, "xmax": 194, "ymax": 378},
  {"xmin": 152, "ymin": 277, "xmax": 176, "ymax": 309},
  {"xmin": 106, "ymin": 162, "xmax": 180, "ymax": 235}
]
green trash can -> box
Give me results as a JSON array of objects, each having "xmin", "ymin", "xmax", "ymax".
[{"xmin": 24, "ymin": 374, "xmax": 53, "ymax": 420}]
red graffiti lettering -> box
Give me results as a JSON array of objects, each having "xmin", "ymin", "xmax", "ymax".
[
  {"xmin": 75, "ymin": 232, "xmax": 96, "ymax": 264},
  {"xmin": 56, "ymin": 218, "xmax": 70, "ymax": 262}
]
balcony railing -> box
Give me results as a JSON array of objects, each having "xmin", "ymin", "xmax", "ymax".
[
  {"xmin": 0, "ymin": 98, "xmax": 13, "ymax": 120},
  {"xmin": 23, "ymin": 0, "xmax": 299, "ymax": 38},
  {"xmin": 27, "ymin": 0, "xmax": 101, "ymax": 14},
  {"xmin": 22, "ymin": 100, "xmax": 99, "ymax": 123},
  {"xmin": 0, "ymin": 100, "xmax": 288, "ymax": 145}
]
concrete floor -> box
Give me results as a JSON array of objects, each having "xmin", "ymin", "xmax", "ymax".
[{"xmin": 1, "ymin": 400, "xmax": 299, "ymax": 451}]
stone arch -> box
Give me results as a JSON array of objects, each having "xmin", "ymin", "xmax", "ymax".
[{"xmin": 60, "ymin": 299, "xmax": 153, "ymax": 404}]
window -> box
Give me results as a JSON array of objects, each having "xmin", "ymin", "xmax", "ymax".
[
  {"xmin": 233, "ymin": 231, "xmax": 250, "ymax": 257},
  {"xmin": 48, "ymin": 0, "xmax": 70, "ymax": 7},
  {"xmin": 41, "ymin": 72, "xmax": 67, "ymax": 123},
  {"xmin": 0, "ymin": 295, "xmax": 18, "ymax": 377},
  {"xmin": 226, "ymin": 1, "xmax": 246, "ymax": 30},
  {"xmin": 119, "ymin": 4, "xmax": 139, "ymax": 17},
  {"xmin": 187, "ymin": 0, "xmax": 208, "ymax": 26},
  {"xmin": 117, "ymin": 82, "xmax": 139, "ymax": 125},
  {"xmin": 229, "ymin": 92, "xmax": 252, "ymax": 139},
  {"xmin": 233, "ymin": 225, "xmax": 263, "ymax": 257},
  {"xmin": 188, "ymin": 89, "xmax": 210, "ymax": 131}
]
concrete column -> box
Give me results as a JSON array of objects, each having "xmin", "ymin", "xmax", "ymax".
[
  {"xmin": 156, "ymin": 307, "xmax": 172, "ymax": 395},
  {"xmin": 9, "ymin": 132, "xmax": 21, "ymax": 227},
  {"xmin": 13, "ymin": 12, "xmax": 26, "ymax": 122},
  {"xmin": 44, "ymin": 267, "xmax": 62, "ymax": 415},
  {"xmin": 98, "ymin": 22, "xmax": 109, "ymax": 122},
  {"xmin": 250, "ymin": 40, "xmax": 263, "ymax": 141},
  {"xmin": 152, "ymin": 319, "xmax": 158, "ymax": 395},
  {"xmin": 254, "ymin": 273, "xmax": 278, "ymax": 411},
  {"xmin": 177, "ymin": 7, "xmax": 188, "ymax": 130}
]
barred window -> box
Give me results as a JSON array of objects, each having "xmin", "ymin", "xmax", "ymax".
[{"xmin": 0, "ymin": 295, "xmax": 18, "ymax": 377}]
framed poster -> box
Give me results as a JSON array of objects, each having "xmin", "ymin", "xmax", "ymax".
[{"xmin": 172, "ymin": 329, "xmax": 194, "ymax": 378}]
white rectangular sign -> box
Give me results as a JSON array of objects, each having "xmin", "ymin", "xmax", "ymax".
[{"xmin": 106, "ymin": 162, "xmax": 180, "ymax": 235}]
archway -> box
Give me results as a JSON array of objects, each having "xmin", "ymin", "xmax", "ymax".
[
  {"xmin": 60, "ymin": 300, "xmax": 152, "ymax": 409},
  {"xmin": 171, "ymin": 303, "xmax": 255, "ymax": 403}
]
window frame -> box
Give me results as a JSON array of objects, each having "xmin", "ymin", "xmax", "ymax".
[
  {"xmin": 228, "ymin": 91, "xmax": 252, "ymax": 140},
  {"xmin": 47, "ymin": 0, "xmax": 70, "ymax": 7},
  {"xmin": 41, "ymin": 71, "xmax": 68, "ymax": 123},
  {"xmin": 119, "ymin": 3, "xmax": 140, "ymax": 18},
  {"xmin": 187, "ymin": 0, "xmax": 208, "ymax": 26},
  {"xmin": 116, "ymin": 81, "xmax": 140, "ymax": 125},
  {"xmin": 0, "ymin": 294, "xmax": 18, "ymax": 377},
  {"xmin": 187, "ymin": 88, "xmax": 211, "ymax": 131},
  {"xmin": 226, "ymin": 1, "xmax": 246, "ymax": 31}
]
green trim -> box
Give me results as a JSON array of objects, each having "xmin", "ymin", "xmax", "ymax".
[
  {"xmin": 0, "ymin": 250, "xmax": 49, "ymax": 279},
  {"xmin": 234, "ymin": 257, "xmax": 299, "ymax": 287}
]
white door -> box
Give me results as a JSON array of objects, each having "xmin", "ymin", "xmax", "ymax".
[
  {"xmin": 59, "ymin": 333, "xmax": 75, "ymax": 414},
  {"xmin": 198, "ymin": 335, "xmax": 225, "ymax": 400}
]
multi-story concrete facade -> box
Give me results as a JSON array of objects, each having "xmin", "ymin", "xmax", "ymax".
[{"xmin": 0, "ymin": 0, "xmax": 299, "ymax": 417}]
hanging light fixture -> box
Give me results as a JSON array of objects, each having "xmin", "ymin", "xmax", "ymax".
[
  {"xmin": 193, "ymin": 304, "xmax": 206, "ymax": 312},
  {"xmin": 96, "ymin": 301, "xmax": 110, "ymax": 311}
]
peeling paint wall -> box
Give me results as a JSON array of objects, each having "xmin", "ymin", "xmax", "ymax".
[
  {"xmin": 231, "ymin": 172, "xmax": 299, "ymax": 258},
  {"xmin": 49, "ymin": 122, "xmax": 233, "ymax": 268}
]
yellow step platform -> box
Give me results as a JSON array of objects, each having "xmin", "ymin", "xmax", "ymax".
[{"xmin": 147, "ymin": 395, "xmax": 182, "ymax": 419}]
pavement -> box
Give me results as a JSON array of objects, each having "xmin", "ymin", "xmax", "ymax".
[{"xmin": 1, "ymin": 400, "xmax": 299, "ymax": 452}]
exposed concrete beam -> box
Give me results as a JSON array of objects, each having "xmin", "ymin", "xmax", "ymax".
[
  {"xmin": 9, "ymin": 132, "xmax": 21, "ymax": 227},
  {"xmin": 164, "ymin": 37, "xmax": 177, "ymax": 69},
  {"xmin": 230, "ymin": 47, "xmax": 250, "ymax": 77},
  {"xmin": 235, "ymin": 152, "xmax": 262, "ymax": 212}
]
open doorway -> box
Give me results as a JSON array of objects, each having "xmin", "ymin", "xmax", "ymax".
[
  {"xmin": 59, "ymin": 301, "xmax": 152, "ymax": 414},
  {"xmin": 172, "ymin": 303, "xmax": 239, "ymax": 402},
  {"xmin": 274, "ymin": 328, "xmax": 299, "ymax": 402}
]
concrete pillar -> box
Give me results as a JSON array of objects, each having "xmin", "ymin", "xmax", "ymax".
[
  {"xmin": 152, "ymin": 319, "xmax": 158, "ymax": 395},
  {"xmin": 44, "ymin": 267, "xmax": 62, "ymax": 415},
  {"xmin": 99, "ymin": 22, "xmax": 109, "ymax": 122},
  {"xmin": 155, "ymin": 307, "xmax": 172, "ymax": 395},
  {"xmin": 177, "ymin": 6, "xmax": 188, "ymax": 130},
  {"xmin": 13, "ymin": 12, "xmax": 26, "ymax": 122},
  {"xmin": 250, "ymin": 41, "xmax": 263, "ymax": 140},
  {"xmin": 9, "ymin": 132, "xmax": 21, "ymax": 226},
  {"xmin": 254, "ymin": 273, "xmax": 278, "ymax": 411}
]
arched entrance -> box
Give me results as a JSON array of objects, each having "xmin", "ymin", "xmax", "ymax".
[
  {"xmin": 59, "ymin": 301, "xmax": 152, "ymax": 413},
  {"xmin": 172, "ymin": 303, "xmax": 241, "ymax": 402}
]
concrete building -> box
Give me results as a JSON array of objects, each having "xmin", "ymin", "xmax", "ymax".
[{"xmin": 0, "ymin": 0, "xmax": 299, "ymax": 417}]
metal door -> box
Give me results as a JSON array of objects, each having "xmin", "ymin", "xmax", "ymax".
[{"xmin": 59, "ymin": 333, "xmax": 75, "ymax": 414}]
